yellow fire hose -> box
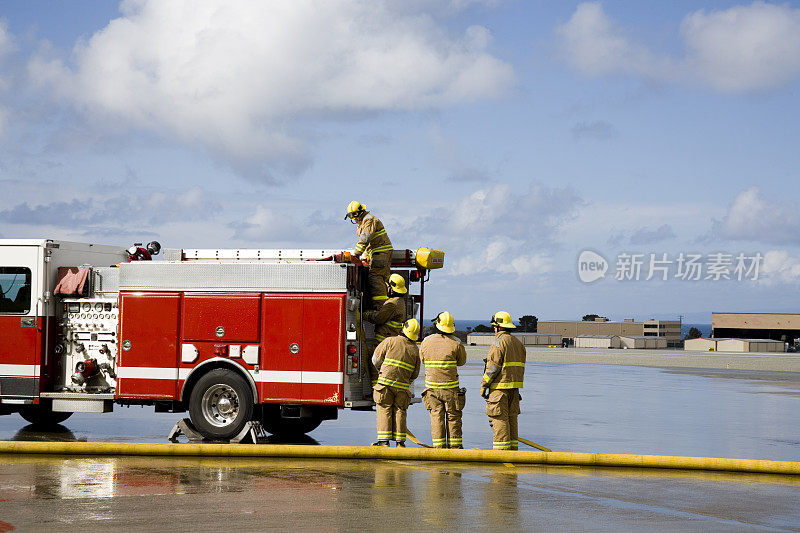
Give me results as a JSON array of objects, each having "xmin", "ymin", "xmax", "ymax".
[
  {"xmin": 3, "ymin": 441, "xmax": 796, "ymax": 475},
  {"xmin": 406, "ymin": 428, "xmax": 550, "ymax": 452}
]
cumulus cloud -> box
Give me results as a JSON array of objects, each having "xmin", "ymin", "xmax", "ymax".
[
  {"xmin": 760, "ymin": 250, "xmax": 800, "ymax": 285},
  {"xmin": 556, "ymin": 1, "xmax": 800, "ymax": 92},
  {"xmin": 714, "ymin": 187, "xmax": 800, "ymax": 244},
  {"xmin": 27, "ymin": 0, "xmax": 514, "ymax": 182},
  {"xmin": 404, "ymin": 181, "xmax": 583, "ymax": 278}
]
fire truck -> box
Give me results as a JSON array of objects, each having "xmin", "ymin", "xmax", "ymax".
[{"xmin": 0, "ymin": 239, "xmax": 444, "ymax": 440}]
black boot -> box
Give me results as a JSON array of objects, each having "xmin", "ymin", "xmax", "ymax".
[
  {"xmin": 396, "ymin": 441, "xmax": 406, "ymax": 447},
  {"xmin": 371, "ymin": 440, "xmax": 390, "ymax": 446}
]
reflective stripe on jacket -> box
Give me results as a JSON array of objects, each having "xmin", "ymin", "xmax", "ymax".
[
  {"xmin": 481, "ymin": 331, "xmax": 526, "ymax": 390},
  {"xmin": 354, "ymin": 213, "xmax": 393, "ymax": 260},
  {"xmin": 420, "ymin": 333, "xmax": 467, "ymax": 390},
  {"xmin": 373, "ymin": 335, "xmax": 420, "ymax": 390},
  {"xmin": 363, "ymin": 296, "xmax": 406, "ymax": 342}
]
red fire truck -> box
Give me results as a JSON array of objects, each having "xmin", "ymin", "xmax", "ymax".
[{"xmin": 0, "ymin": 239, "xmax": 443, "ymax": 440}]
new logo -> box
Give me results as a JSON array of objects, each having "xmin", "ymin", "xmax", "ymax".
[{"xmin": 577, "ymin": 250, "xmax": 608, "ymax": 283}]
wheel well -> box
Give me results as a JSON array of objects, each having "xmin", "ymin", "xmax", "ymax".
[{"xmin": 180, "ymin": 359, "xmax": 258, "ymax": 408}]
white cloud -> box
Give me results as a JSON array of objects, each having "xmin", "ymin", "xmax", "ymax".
[
  {"xmin": 714, "ymin": 187, "xmax": 800, "ymax": 244},
  {"xmin": 448, "ymin": 238, "xmax": 554, "ymax": 276},
  {"xmin": 402, "ymin": 181, "xmax": 582, "ymax": 281},
  {"xmin": 556, "ymin": 1, "xmax": 800, "ymax": 92},
  {"xmin": 760, "ymin": 250, "xmax": 800, "ymax": 285},
  {"xmin": 28, "ymin": 0, "xmax": 513, "ymax": 182}
]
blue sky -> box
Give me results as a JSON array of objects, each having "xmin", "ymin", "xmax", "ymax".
[{"xmin": 1, "ymin": 0, "xmax": 799, "ymax": 322}]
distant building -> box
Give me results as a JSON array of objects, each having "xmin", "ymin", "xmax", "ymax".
[
  {"xmin": 619, "ymin": 335, "xmax": 667, "ymax": 349},
  {"xmin": 538, "ymin": 318, "xmax": 681, "ymax": 345},
  {"xmin": 575, "ymin": 334, "xmax": 620, "ymax": 349},
  {"xmin": 684, "ymin": 337, "xmax": 784, "ymax": 353},
  {"xmin": 712, "ymin": 313, "xmax": 800, "ymax": 344},
  {"xmin": 466, "ymin": 332, "xmax": 561, "ymax": 346}
]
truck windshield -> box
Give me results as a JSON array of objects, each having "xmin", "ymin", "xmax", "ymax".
[{"xmin": 0, "ymin": 267, "xmax": 32, "ymax": 314}]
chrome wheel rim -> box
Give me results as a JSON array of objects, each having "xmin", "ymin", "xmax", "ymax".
[{"xmin": 201, "ymin": 384, "xmax": 240, "ymax": 428}]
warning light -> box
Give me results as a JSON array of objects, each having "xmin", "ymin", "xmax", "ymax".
[
  {"xmin": 213, "ymin": 344, "xmax": 229, "ymax": 356},
  {"xmin": 346, "ymin": 344, "xmax": 357, "ymax": 355}
]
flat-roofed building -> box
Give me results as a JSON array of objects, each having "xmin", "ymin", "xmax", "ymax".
[
  {"xmin": 684, "ymin": 337, "xmax": 785, "ymax": 352},
  {"xmin": 716, "ymin": 338, "xmax": 784, "ymax": 352},
  {"xmin": 575, "ymin": 334, "xmax": 620, "ymax": 349},
  {"xmin": 684, "ymin": 338, "xmax": 719, "ymax": 351},
  {"xmin": 466, "ymin": 332, "xmax": 561, "ymax": 346},
  {"xmin": 538, "ymin": 318, "xmax": 681, "ymax": 345},
  {"xmin": 619, "ymin": 335, "xmax": 667, "ymax": 349},
  {"xmin": 712, "ymin": 313, "xmax": 800, "ymax": 344}
]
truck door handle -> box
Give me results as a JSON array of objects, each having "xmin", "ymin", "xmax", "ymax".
[{"xmin": 20, "ymin": 317, "xmax": 36, "ymax": 327}]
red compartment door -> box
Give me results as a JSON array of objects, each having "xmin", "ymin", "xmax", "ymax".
[
  {"xmin": 118, "ymin": 292, "xmax": 180, "ymax": 399},
  {"xmin": 301, "ymin": 294, "xmax": 344, "ymax": 404},
  {"xmin": 182, "ymin": 293, "xmax": 260, "ymax": 342},
  {"xmin": 260, "ymin": 295, "xmax": 303, "ymax": 401}
]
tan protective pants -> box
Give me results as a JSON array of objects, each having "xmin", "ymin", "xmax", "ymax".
[
  {"xmin": 422, "ymin": 388, "xmax": 465, "ymax": 448},
  {"xmin": 374, "ymin": 385, "xmax": 410, "ymax": 443},
  {"xmin": 367, "ymin": 251, "xmax": 391, "ymax": 308},
  {"xmin": 485, "ymin": 389, "xmax": 520, "ymax": 450}
]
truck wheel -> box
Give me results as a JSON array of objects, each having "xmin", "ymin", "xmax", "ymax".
[
  {"xmin": 19, "ymin": 407, "xmax": 72, "ymax": 426},
  {"xmin": 189, "ymin": 369, "xmax": 253, "ymax": 440}
]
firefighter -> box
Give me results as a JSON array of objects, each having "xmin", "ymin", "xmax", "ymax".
[
  {"xmin": 363, "ymin": 273, "xmax": 408, "ymax": 387},
  {"xmin": 480, "ymin": 311, "xmax": 526, "ymax": 451},
  {"xmin": 345, "ymin": 201, "xmax": 393, "ymax": 308},
  {"xmin": 371, "ymin": 318, "xmax": 421, "ymax": 447},
  {"xmin": 420, "ymin": 311, "xmax": 467, "ymax": 448}
]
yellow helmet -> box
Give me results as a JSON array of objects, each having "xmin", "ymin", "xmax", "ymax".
[
  {"xmin": 344, "ymin": 200, "xmax": 367, "ymax": 220},
  {"xmin": 433, "ymin": 311, "xmax": 455, "ymax": 333},
  {"xmin": 402, "ymin": 318, "xmax": 420, "ymax": 341},
  {"xmin": 387, "ymin": 273, "xmax": 407, "ymax": 294},
  {"xmin": 490, "ymin": 311, "xmax": 516, "ymax": 329}
]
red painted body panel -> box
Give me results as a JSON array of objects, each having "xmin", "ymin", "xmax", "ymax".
[
  {"xmin": 0, "ymin": 315, "xmax": 38, "ymax": 367},
  {"xmin": 118, "ymin": 292, "xmax": 180, "ymax": 399},
  {"xmin": 261, "ymin": 295, "xmax": 303, "ymax": 401},
  {"xmin": 182, "ymin": 293, "xmax": 260, "ymax": 342},
  {"xmin": 0, "ymin": 315, "xmax": 41, "ymax": 397},
  {"xmin": 301, "ymin": 295, "xmax": 344, "ymax": 404},
  {"xmin": 113, "ymin": 290, "xmax": 346, "ymax": 406}
]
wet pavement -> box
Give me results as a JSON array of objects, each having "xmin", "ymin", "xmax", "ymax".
[
  {"xmin": 2, "ymin": 362, "xmax": 800, "ymax": 530},
  {"xmin": 1, "ymin": 455, "xmax": 800, "ymax": 531}
]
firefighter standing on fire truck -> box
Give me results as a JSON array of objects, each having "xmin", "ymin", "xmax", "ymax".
[
  {"xmin": 371, "ymin": 319, "xmax": 421, "ymax": 447},
  {"xmin": 420, "ymin": 311, "xmax": 467, "ymax": 448},
  {"xmin": 345, "ymin": 201, "xmax": 393, "ymax": 308},
  {"xmin": 363, "ymin": 273, "xmax": 407, "ymax": 386},
  {"xmin": 480, "ymin": 311, "xmax": 526, "ymax": 451}
]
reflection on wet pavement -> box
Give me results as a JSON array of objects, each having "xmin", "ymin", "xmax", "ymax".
[{"xmin": 0, "ymin": 455, "xmax": 799, "ymax": 530}]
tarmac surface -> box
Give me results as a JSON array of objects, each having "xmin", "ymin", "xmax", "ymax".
[
  {"xmin": 467, "ymin": 345, "xmax": 800, "ymax": 372},
  {"xmin": 1, "ymin": 455, "xmax": 799, "ymax": 531},
  {"xmin": 1, "ymin": 357, "xmax": 800, "ymax": 530}
]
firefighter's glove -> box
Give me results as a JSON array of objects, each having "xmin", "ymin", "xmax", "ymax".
[{"xmin": 480, "ymin": 387, "xmax": 490, "ymax": 400}]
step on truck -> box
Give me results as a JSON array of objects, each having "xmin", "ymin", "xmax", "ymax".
[{"xmin": 0, "ymin": 239, "xmax": 444, "ymax": 440}]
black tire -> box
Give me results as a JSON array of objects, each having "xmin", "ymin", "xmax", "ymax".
[
  {"xmin": 19, "ymin": 407, "xmax": 72, "ymax": 426},
  {"xmin": 189, "ymin": 369, "xmax": 254, "ymax": 440},
  {"xmin": 259, "ymin": 407, "xmax": 323, "ymax": 436}
]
